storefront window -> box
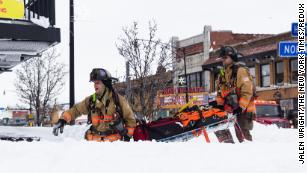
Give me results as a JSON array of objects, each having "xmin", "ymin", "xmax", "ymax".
[
  {"xmin": 179, "ymin": 72, "xmax": 203, "ymax": 88},
  {"xmin": 198, "ymin": 72, "xmax": 203, "ymax": 87},
  {"xmin": 275, "ymin": 61, "xmax": 284, "ymax": 86},
  {"xmin": 290, "ymin": 59, "xmax": 298, "ymax": 84},
  {"xmin": 261, "ymin": 64, "xmax": 270, "ymax": 87},
  {"xmin": 190, "ymin": 73, "xmax": 197, "ymax": 87}
]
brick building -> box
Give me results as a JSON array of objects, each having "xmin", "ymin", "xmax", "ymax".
[
  {"xmin": 156, "ymin": 26, "xmax": 270, "ymax": 110},
  {"xmin": 118, "ymin": 26, "xmax": 298, "ymax": 116},
  {"xmin": 160, "ymin": 27, "xmax": 298, "ymax": 113},
  {"xmin": 171, "ymin": 25, "xmax": 269, "ymax": 92},
  {"xmin": 203, "ymin": 31, "xmax": 298, "ymax": 112}
]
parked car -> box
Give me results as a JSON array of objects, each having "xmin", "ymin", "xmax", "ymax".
[
  {"xmin": 0, "ymin": 118, "xmax": 27, "ymax": 126},
  {"xmin": 254, "ymin": 100, "xmax": 291, "ymax": 128},
  {"xmin": 13, "ymin": 118, "xmax": 28, "ymax": 126}
]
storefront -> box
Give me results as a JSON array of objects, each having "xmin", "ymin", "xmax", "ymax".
[
  {"xmin": 156, "ymin": 87, "xmax": 215, "ymax": 109},
  {"xmin": 202, "ymin": 31, "xmax": 298, "ymax": 112}
]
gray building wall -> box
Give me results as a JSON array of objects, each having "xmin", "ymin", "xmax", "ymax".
[{"xmin": 172, "ymin": 25, "xmax": 212, "ymax": 90}]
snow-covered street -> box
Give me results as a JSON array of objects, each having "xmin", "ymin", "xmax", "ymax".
[{"xmin": 0, "ymin": 123, "xmax": 305, "ymax": 173}]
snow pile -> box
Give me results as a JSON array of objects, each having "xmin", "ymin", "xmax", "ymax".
[
  {"xmin": 29, "ymin": 16, "xmax": 50, "ymax": 28},
  {"xmin": 0, "ymin": 123, "xmax": 306, "ymax": 173}
]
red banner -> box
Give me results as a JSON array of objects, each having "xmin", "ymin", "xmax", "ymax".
[{"xmin": 161, "ymin": 87, "xmax": 205, "ymax": 95}]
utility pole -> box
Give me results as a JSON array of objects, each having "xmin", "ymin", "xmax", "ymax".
[
  {"xmin": 126, "ymin": 61, "xmax": 131, "ymax": 103},
  {"xmin": 69, "ymin": 0, "xmax": 75, "ymax": 125},
  {"xmin": 182, "ymin": 48, "xmax": 189, "ymax": 103},
  {"xmin": 69, "ymin": 0, "xmax": 75, "ymax": 109}
]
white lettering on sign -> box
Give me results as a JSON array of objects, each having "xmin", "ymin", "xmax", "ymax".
[
  {"xmin": 284, "ymin": 45, "xmax": 298, "ymax": 54},
  {"xmin": 297, "ymin": 2, "xmax": 305, "ymax": 166}
]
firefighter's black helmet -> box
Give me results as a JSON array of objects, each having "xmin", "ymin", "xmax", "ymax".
[
  {"xmin": 219, "ymin": 46, "xmax": 239, "ymax": 62},
  {"xmin": 90, "ymin": 68, "xmax": 118, "ymax": 82}
]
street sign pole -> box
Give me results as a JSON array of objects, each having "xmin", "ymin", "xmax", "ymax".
[{"xmin": 182, "ymin": 48, "xmax": 189, "ymax": 103}]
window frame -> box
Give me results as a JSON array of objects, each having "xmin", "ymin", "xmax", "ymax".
[
  {"xmin": 178, "ymin": 72, "xmax": 203, "ymax": 88},
  {"xmin": 290, "ymin": 59, "xmax": 298, "ymax": 84},
  {"xmin": 189, "ymin": 73, "xmax": 197, "ymax": 88},
  {"xmin": 275, "ymin": 61, "xmax": 284, "ymax": 86},
  {"xmin": 260, "ymin": 64, "xmax": 270, "ymax": 87},
  {"xmin": 248, "ymin": 66, "xmax": 256, "ymax": 85}
]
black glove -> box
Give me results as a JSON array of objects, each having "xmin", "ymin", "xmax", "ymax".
[
  {"xmin": 209, "ymin": 101, "xmax": 224, "ymax": 110},
  {"xmin": 122, "ymin": 135, "xmax": 131, "ymax": 142},
  {"xmin": 53, "ymin": 119, "xmax": 67, "ymax": 136},
  {"xmin": 216, "ymin": 105, "xmax": 225, "ymax": 110},
  {"xmin": 233, "ymin": 107, "xmax": 243, "ymax": 115}
]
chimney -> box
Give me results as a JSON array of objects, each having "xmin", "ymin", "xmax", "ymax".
[{"xmin": 203, "ymin": 25, "xmax": 212, "ymax": 62}]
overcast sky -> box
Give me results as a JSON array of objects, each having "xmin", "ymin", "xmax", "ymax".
[{"xmin": 0, "ymin": 0, "xmax": 298, "ymax": 108}]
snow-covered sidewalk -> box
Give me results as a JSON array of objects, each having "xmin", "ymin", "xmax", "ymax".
[{"xmin": 0, "ymin": 123, "xmax": 305, "ymax": 173}]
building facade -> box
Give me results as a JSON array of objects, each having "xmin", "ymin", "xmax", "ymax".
[
  {"xmin": 159, "ymin": 27, "xmax": 297, "ymax": 113},
  {"xmin": 171, "ymin": 26, "xmax": 269, "ymax": 91},
  {"xmin": 203, "ymin": 31, "xmax": 298, "ymax": 112},
  {"xmin": 156, "ymin": 26, "xmax": 269, "ymax": 110}
]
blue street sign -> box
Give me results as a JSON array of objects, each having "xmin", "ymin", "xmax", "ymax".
[
  {"xmin": 279, "ymin": 41, "xmax": 307, "ymax": 57},
  {"xmin": 291, "ymin": 23, "xmax": 307, "ymax": 37}
]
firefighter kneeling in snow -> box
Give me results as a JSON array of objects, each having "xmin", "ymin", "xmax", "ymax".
[
  {"xmin": 215, "ymin": 46, "xmax": 256, "ymax": 143},
  {"xmin": 53, "ymin": 68, "xmax": 136, "ymax": 142}
]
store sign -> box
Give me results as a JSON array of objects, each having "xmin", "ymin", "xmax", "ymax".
[
  {"xmin": 0, "ymin": 0, "xmax": 24, "ymax": 19},
  {"xmin": 291, "ymin": 23, "xmax": 307, "ymax": 37},
  {"xmin": 178, "ymin": 77, "xmax": 186, "ymax": 85},
  {"xmin": 12, "ymin": 110, "xmax": 29, "ymax": 118},
  {"xmin": 161, "ymin": 87, "xmax": 205, "ymax": 95},
  {"xmin": 278, "ymin": 41, "xmax": 307, "ymax": 57},
  {"xmin": 157, "ymin": 92, "xmax": 210, "ymax": 109}
]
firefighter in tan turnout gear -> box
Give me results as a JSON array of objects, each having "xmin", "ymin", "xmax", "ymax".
[
  {"xmin": 53, "ymin": 68, "xmax": 136, "ymax": 142},
  {"xmin": 215, "ymin": 46, "xmax": 256, "ymax": 143}
]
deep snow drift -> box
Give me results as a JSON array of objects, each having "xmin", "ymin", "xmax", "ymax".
[{"xmin": 0, "ymin": 123, "xmax": 306, "ymax": 173}]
